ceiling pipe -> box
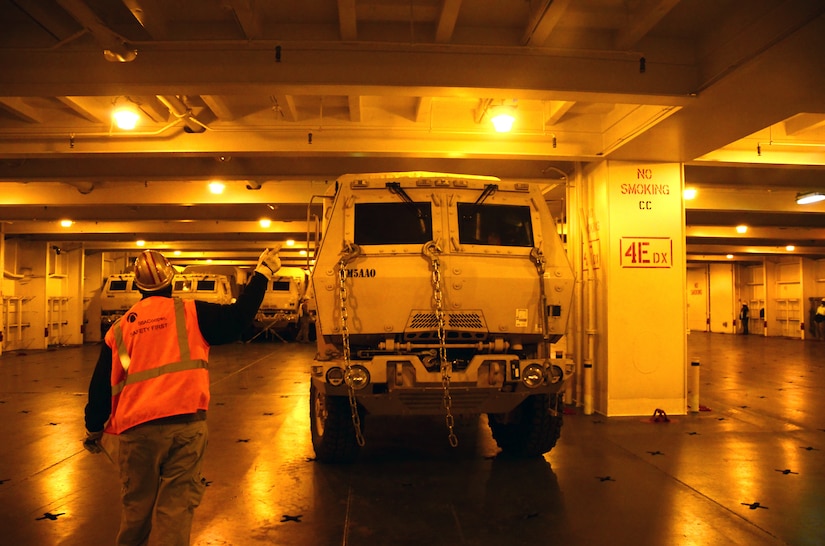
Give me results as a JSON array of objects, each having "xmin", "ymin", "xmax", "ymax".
[{"xmin": 156, "ymin": 95, "xmax": 207, "ymax": 134}]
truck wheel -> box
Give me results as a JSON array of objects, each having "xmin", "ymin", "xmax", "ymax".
[
  {"xmin": 487, "ymin": 394, "xmax": 562, "ymax": 457},
  {"xmin": 310, "ymin": 384, "xmax": 362, "ymax": 463}
]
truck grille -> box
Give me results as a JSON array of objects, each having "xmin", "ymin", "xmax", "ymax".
[
  {"xmin": 396, "ymin": 390, "xmax": 491, "ymax": 413},
  {"xmin": 405, "ymin": 310, "xmax": 487, "ymax": 341}
]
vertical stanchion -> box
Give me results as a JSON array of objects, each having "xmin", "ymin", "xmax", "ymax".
[{"xmin": 688, "ymin": 359, "xmax": 700, "ymax": 412}]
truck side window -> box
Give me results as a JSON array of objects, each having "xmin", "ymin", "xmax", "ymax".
[
  {"xmin": 457, "ymin": 203, "xmax": 534, "ymax": 247},
  {"xmin": 354, "ymin": 202, "xmax": 433, "ymax": 245}
]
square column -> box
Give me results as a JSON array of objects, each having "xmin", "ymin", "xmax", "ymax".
[{"xmin": 585, "ymin": 161, "xmax": 687, "ymax": 416}]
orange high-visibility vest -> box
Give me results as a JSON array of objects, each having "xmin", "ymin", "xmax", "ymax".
[{"xmin": 104, "ymin": 297, "xmax": 210, "ymax": 434}]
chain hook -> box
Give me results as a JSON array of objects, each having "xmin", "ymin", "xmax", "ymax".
[
  {"xmin": 422, "ymin": 240, "xmax": 458, "ymax": 447},
  {"xmin": 337, "ymin": 243, "xmax": 365, "ymax": 447}
]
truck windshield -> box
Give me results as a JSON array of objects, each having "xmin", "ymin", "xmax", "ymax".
[
  {"xmin": 108, "ymin": 280, "xmax": 129, "ymax": 291},
  {"xmin": 354, "ymin": 202, "xmax": 433, "ymax": 245},
  {"xmin": 196, "ymin": 279, "xmax": 216, "ymax": 291},
  {"xmin": 457, "ymin": 203, "xmax": 534, "ymax": 247},
  {"xmin": 272, "ymin": 280, "xmax": 290, "ymax": 291}
]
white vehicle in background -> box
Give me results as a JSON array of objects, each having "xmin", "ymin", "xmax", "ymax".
[
  {"xmin": 99, "ymin": 274, "xmax": 140, "ymax": 336},
  {"xmin": 253, "ymin": 266, "xmax": 310, "ymax": 338},
  {"xmin": 98, "ymin": 271, "xmax": 234, "ymax": 335},
  {"xmin": 182, "ymin": 265, "xmax": 247, "ymax": 301},
  {"xmin": 308, "ymin": 172, "xmax": 576, "ymax": 462}
]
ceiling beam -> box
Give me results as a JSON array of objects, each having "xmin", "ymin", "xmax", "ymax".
[
  {"xmin": 337, "ymin": 0, "xmax": 358, "ymax": 41},
  {"xmin": 0, "ymin": 97, "xmax": 46, "ymax": 123},
  {"xmin": 0, "ymin": 44, "xmax": 698, "ymax": 103},
  {"xmin": 228, "ymin": 0, "xmax": 262, "ymax": 40},
  {"xmin": 435, "ymin": 0, "xmax": 462, "ymax": 43},
  {"xmin": 522, "ymin": 0, "xmax": 572, "ymax": 46},
  {"xmin": 614, "ymin": 0, "xmax": 681, "ymax": 51},
  {"xmin": 0, "ymin": 180, "xmax": 329, "ymax": 205},
  {"xmin": 347, "ymin": 95, "xmax": 362, "ymax": 122},
  {"xmin": 56, "ymin": 96, "xmax": 106, "ymax": 123},
  {"xmin": 0, "ymin": 219, "xmax": 311, "ymax": 235},
  {"xmin": 272, "ymin": 94, "xmax": 298, "ymax": 122},
  {"xmin": 55, "ymin": 0, "xmax": 137, "ymax": 62},
  {"xmin": 784, "ymin": 113, "xmax": 825, "ymax": 136}
]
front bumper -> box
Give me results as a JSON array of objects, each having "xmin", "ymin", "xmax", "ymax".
[{"xmin": 310, "ymin": 354, "xmax": 574, "ymax": 416}]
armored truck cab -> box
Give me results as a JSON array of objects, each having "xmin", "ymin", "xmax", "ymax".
[
  {"xmin": 98, "ymin": 271, "xmax": 234, "ymax": 335},
  {"xmin": 254, "ymin": 266, "xmax": 309, "ymax": 333},
  {"xmin": 309, "ymin": 172, "xmax": 576, "ymax": 462}
]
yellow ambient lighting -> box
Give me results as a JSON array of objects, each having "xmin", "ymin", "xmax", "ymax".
[
  {"xmin": 796, "ymin": 191, "xmax": 825, "ymax": 205},
  {"xmin": 208, "ymin": 181, "xmax": 226, "ymax": 194},
  {"xmin": 736, "ymin": 225, "xmax": 748, "ymax": 234},
  {"xmin": 490, "ymin": 105, "xmax": 516, "ymax": 133},
  {"xmin": 112, "ymin": 100, "xmax": 140, "ymax": 130}
]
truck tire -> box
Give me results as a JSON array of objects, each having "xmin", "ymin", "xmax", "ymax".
[
  {"xmin": 487, "ymin": 394, "xmax": 562, "ymax": 457},
  {"xmin": 310, "ymin": 384, "xmax": 363, "ymax": 463}
]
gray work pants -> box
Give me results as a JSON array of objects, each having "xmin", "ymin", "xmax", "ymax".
[{"xmin": 115, "ymin": 419, "xmax": 208, "ymax": 546}]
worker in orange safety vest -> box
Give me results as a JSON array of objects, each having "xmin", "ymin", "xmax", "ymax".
[{"xmin": 83, "ymin": 247, "xmax": 281, "ymax": 546}]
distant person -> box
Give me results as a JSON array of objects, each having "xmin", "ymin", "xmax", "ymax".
[
  {"xmin": 815, "ymin": 299, "xmax": 825, "ymax": 340},
  {"xmin": 739, "ymin": 303, "xmax": 749, "ymax": 335},
  {"xmin": 296, "ymin": 298, "xmax": 312, "ymax": 343},
  {"xmin": 82, "ymin": 247, "xmax": 281, "ymax": 546}
]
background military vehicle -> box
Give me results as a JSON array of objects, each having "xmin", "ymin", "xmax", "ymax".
[
  {"xmin": 98, "ymin": 270, "xmax": 234, "ymax": 335},
  {"xmin": 308, "ymin": 172, "xmax": 576, "ymax": 462},
  {"xmin": 252, "ymin": 266, "xmax": 309, "ymax": 339}
]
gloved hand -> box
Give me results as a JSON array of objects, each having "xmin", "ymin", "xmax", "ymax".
[
  {"xmin": 255, "ymin": 246, "xmax": 282, "ymax": 278},
  {"xmin": 83, "ymin": 429, "xmax": 103, "ymax": 454}
]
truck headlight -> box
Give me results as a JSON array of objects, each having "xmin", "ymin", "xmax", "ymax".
[
  {"xmin": 345, "ymin": 366, "xmax": 370, "ymax": 390},
  {"xmin": 549, "ymin": 365, "xmax": 564, "ymax": 384},
  {"xmin": 521, "ymin": 364, "xmax": 545, "ymax": 388},
  {"xmin": 326, "ymin": 367, "xmax": 345, "ymax": 386}
]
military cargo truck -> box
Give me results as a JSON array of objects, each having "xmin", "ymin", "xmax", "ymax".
[
  {"xmin": 309, "ymin": 172, "xmax": 576, "ymax": 462},
  {"xmin": 98, "ymin": 271, "xmax": 234, "ymax": 335},
  {"xmin": 253, "ymin": 266, "xmax": 309, "ymax": 335}
]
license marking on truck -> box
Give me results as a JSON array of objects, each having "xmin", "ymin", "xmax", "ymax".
[
  {"xmin": 515, "ymin": 308, "xmax": 528, "ymax": 327},
  {"xmin": 345, "ymin": 268, "xmax": 377, "ymax": 278}
]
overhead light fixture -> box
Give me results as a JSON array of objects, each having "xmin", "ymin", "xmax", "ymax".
[
  {"xmin": 112, "ymin": 98, "xmax": 140, "ymax": 130},
  {"xmin": 786, "ymin": 245, "xmax": 796, "ymax": 251},
  {"xmin": 208, "ymin": 181, "xmax": 226, "ymax": 195},
  {"xmin": 59, "ymin": 219, "xmax": 73, "ymax": 228},
  {"xmin": 683, "ymin": 188, "xmax": 697, "ymax": 200},
  {"xmin": 796, "ymin": 191, "xmax": 825, "ymax": 205},
  {"xmin": 259, "ymin": 218, "xmax": 272, "ymax": 228},
  {"xmin": 136, "ymin": 240, "xmax": 146, "ymax": 247},
  {"xmin": 490, "ymin": 104, "xmax": 516, "ymax": 133},
  {"xmin": 736, "ymin": 225, "xmax": 748, "ymax": 234}
]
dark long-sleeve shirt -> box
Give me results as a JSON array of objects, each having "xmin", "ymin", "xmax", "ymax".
[{"xmin": 84, "ymin": 271, "xmax": 268, "ymax": 432}]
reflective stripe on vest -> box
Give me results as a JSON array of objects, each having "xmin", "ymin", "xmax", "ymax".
[{"xmin": 111, "ymin": 298, "xmax": 206, "ymax": 396}]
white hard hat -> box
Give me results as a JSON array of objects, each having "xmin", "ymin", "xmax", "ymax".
[{"xmin": 134, "ymin": 250, "xmax": 176, "ymax": 291}]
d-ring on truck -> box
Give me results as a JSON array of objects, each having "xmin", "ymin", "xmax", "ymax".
[{"xmin": 309, "ymin": 172, "xmax": 575, "ymax": 462}]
